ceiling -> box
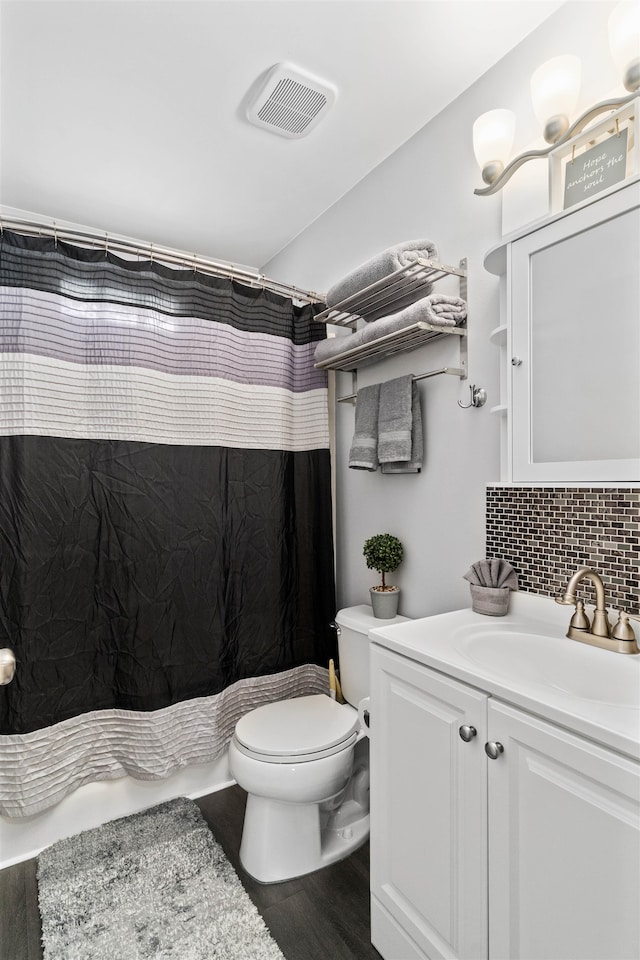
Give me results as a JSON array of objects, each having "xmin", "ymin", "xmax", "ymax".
[{"xmin": 1, "ymin": 1, "xmax": 564, "ymax": 269}]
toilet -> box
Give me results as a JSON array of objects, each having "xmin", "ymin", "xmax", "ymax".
[{"xmin": 228, "ymin": 604, "xmax": 408, "ymax": 883}]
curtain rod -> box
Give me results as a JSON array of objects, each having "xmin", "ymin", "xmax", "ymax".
[{"xmin": 0, "ymin": 212, "xmax": 324, "ymax": 306}]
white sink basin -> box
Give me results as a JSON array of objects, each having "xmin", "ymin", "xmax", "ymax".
[
  {"xmin": 370, "ymin": 593, "xmax": 640, "ymax": 759},
  {"xmin": 454, "ymin": 627, "xmax": 640, "ymax": 708}
]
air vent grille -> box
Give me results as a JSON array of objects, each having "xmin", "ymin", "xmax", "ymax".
[
  {"xmin": 246, "ymin": 64, "xmax": 337, "ymax": 139},
  {"xmin": 257, "ymin": 78, "xmax": 328, "ymax": 135}
]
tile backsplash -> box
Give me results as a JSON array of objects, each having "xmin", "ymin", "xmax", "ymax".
[{"xmin": 486, "ymin": 486, "xmax": 639, "ymax": 615}]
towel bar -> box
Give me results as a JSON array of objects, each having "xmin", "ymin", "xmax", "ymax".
[{"xmin": 336, "ymin": 366, "xmax": 467, "ymax": 404}]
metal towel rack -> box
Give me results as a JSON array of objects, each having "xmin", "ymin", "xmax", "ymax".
[
  {"xmin": 336, "ymin": 366, "xmax": 466, "ymax": 404},
  {"xmin": 313, "ymin": 257, "xmax": 485, "ymax": 407},
  {"xmin": 313, "ymin": 257, "xmax": 468, "ymax": 327}
]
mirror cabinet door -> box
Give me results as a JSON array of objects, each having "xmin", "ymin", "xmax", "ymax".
[{"xmin": 511, "ymin": 182, "xmax": 640, "ymax": 483}]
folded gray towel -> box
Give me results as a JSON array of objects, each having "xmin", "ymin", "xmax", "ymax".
[
  {"xmin": 314, "ymin": 293, "xmax": 467, "ymax": 365},
  {"xmin": 381, "ymin": 382, "xmax": 423, "ymax": 473},
  {"xmin": 463, "ymin": 559, "xmax": 519, "ymax": 590},
  {"xmin": 326, "ymin": 239, "xmax": 438, "ymax": 307},
  {"xmin": 349, "ymin": 384, "xmax": 380, "ymax": 470},
  {"xmin": 314, "ymin": 330, "xmax": 357, "ymax": 365},
  {"xmin": 378, "ymin": 375, "xmax": 413, "ymax": 464},
  {"xmin": 403, "ymin": 294, "xmax": 467, "ymax": 327}
]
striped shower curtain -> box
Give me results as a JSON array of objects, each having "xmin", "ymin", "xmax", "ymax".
[{"xmin": 0, "ymin": 230, "xmax": 335, "ymax": 817}]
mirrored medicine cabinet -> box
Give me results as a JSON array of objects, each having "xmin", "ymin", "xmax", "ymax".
[{"xmin": 485, "ymin": 176, "xmax": 640, "ymax": 484}]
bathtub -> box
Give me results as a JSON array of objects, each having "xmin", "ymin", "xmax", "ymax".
[{"xmin": 0, "ymin": 751, "xmax": 233, "ymax": 868}]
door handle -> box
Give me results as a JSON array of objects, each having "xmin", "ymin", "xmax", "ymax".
[
  {"xmin": 0, "ymin": 649, "xmax": 16, "ymax": 685},
  {"xmin": 484, "ymin": 741, "xmax": 504, "ymax": 760}
]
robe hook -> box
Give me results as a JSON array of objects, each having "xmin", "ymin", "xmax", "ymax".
[{"xmin": 458, "ymin": 384, "xmax": 487, "ymax": 409}]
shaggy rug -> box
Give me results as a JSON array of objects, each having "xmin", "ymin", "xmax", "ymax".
[{"xmin": 37, "ymin": 797, "xmax": 285, "ymax": 960}]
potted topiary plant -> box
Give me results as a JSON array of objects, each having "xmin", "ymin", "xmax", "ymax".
[{"xmin": 363, "ymin": 533, "xmax": 404, "ymax": 619}]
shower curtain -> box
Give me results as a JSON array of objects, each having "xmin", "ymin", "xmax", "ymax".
[{"xmin": 0, "ymin": 229, "xmax": 335, "ymax": 817}]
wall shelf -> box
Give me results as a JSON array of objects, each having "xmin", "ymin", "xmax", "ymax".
[
  {"xmin": 314, "ymin": 257, "xmax": 467, "ymax": 328},
  {"xmin": 314, "ymin": 256, "xmax": 468, "ymax": 391},
  {"xmin": 489, "ymin": 324, "xmax": 507, "ymax": 346},
  {"xmin": 314, "ymin": 321, "xmax": 467, "ymax": 373}
]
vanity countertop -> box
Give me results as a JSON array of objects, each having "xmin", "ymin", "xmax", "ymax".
[{"xmin": 370, "ymin": 592, "xmax": 640, "ymax": 761}]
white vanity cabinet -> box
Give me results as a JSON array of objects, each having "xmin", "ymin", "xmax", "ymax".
[
  {"xmin": 369, "ymin": 644, "xmax": 489, "ymax": 960},
  {"xmin": 369, "ymin": 642, "xmax": 640, "ymax": 960},
  {"xmin": 487, "ymin": 698, "xmax": 640, "ymax": 960}
]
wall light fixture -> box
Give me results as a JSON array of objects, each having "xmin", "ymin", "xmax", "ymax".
[{"xmin": 474, "ymin": 1, "xmax": 640, "ymax": 196}]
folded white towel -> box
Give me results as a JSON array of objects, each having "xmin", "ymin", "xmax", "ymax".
[{"xmin": 326, "ymin": 239, "xmax": 438, "ymax": 307}]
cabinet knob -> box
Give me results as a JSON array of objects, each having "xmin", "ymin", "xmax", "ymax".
[
  {"xmin": 511, "ymin": 356, "xmax": 523, "ymax": 367},
  {"xmin": 484, "ymin": 741, "xmax": 504, "ymax": 760},
  {"xmin": 459, "ymin": 724, "xmax": 477, "ymax": 742}
]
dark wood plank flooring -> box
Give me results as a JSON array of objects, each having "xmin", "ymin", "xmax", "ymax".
[{"xmin": 0, "ymin": 784, "xmax": 381, "ymax": 960}]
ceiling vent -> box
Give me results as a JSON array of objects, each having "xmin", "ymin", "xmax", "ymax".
[{"xmin": 246, "ymin": 63, "xmax": 337, "ymax": 139}]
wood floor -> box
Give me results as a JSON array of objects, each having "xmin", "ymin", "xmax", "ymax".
[{"xmin": 0, "ymin": 784, "xmax": 382, "ymax": 960}]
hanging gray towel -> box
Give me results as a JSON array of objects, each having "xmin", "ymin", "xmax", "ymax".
[
  {"xmin": 378, "ymin": 375, "xmax": 414, "ymax": 465},
  {"xmin": 381, "ymin": 382, "xmax": 423, "ymax": 473},
  {"xmin": 349, "ymin": 384, "xmax": 380, "ymax": 470}
]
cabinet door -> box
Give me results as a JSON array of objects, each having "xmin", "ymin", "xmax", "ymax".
[
  {"xmin": 370, "ymin": 645, "xmax": 489, "ymax": 960},
  {"xmin": 510, "ymin": 181, "xmax": 640, "ymax": 483},
  {"xmin": 487, "ymin": 699, "xmax": 640, "ymax": 960}
]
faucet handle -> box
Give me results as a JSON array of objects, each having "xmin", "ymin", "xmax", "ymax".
[
  {"xmin": 611, "ymin": 612, "xmax": 640, "ymax": 642},
  {"xmin": 569, "ymin": 599, "xmax": 590, "ymax": 632}
]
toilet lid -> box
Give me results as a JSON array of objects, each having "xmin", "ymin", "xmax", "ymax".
[{"xmin": 235, "ymin": 694, "xmax": 359, "ymax": 759}]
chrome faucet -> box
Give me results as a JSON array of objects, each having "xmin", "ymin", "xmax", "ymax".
[{"xmin": 556, "ymin": 568, "xmax": 639, "ymax": 654}]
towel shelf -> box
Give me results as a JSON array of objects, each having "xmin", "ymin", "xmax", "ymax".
[
  {"xmin": 314, "ymin": 321, "xmax": 467, "ymax": 373},
  {"xmin": 315, "ymin": 255, "xmax": 476, "ymax": 406},
  {"xmin": 314, "ymin": 257, "xmax": 467, "ymax": 327}
]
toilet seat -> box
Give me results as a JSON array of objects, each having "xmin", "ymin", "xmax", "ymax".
[{"xmin": 234, "ymin": 694, "xmax": 359, "ymax": 764}]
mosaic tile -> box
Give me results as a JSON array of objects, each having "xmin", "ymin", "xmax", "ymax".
[{"xmin": 486, "ymin": 486, "xmax": 639, "ymax": 616}]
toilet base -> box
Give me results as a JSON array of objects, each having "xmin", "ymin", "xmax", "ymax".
[{"xmin": 239, "ymin": 792, "xmax": 370, "ymax": 884}]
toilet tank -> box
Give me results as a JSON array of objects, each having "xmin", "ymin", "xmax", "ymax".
[{"xmin": 335, "ymin": 605, "xmax": 409, "ymax": 707}]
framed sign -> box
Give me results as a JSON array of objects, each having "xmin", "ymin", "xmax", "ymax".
[
  {"xmin": 550, "ymin": 97, "xmax": 638, "ymax": 213},
  {"xmin": 563, "ymin": 128, "xmax": 628, "ymax": 208}
]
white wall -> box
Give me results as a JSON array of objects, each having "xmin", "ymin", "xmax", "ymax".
[{"xmin": 263, "ymin": 2, "xmax": 622, "ymax": 619}]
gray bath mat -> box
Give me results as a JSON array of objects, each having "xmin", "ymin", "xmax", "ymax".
[{"xmin": 37, "ymin": 796, "xmax": 285, "ymax": 960}]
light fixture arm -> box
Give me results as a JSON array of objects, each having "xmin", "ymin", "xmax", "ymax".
[{"xmin": 475, "ymin": 90, "xmax": 637, "ymax": 196}]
